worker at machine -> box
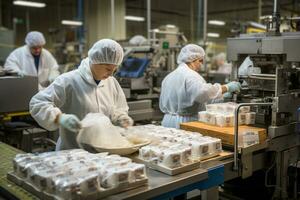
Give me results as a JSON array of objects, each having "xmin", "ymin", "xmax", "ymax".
[
  {"xmin": 29, "ymin": 39, "xmax": 133, "ymax": 150},
  {"xmin": 4, "ymin": 31, "xmax": 60, "ymax": 90},
  {"xmin": 159, "ymin": 44, "xmax": 241, "ymax": 128},
  {"xmin": 215, "ymin": 52, "xmax": 232, "ymax": 74}
]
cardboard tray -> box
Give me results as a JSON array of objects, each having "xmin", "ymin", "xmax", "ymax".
[
  {"xmin": 180, "ymin": 122, "xmax": 267, "ymax": 146},
  {"xmin": 7, "ymin": 172, "xmax": 148, "ymax": 200},
  {"xmin": 132, "ymin": 152, "xmax": 222, "ymax": 176}
]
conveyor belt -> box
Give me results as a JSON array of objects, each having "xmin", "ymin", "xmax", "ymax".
[{"xmin": 0, "ymin": 142, "xmax": 38, "ymax": 199}]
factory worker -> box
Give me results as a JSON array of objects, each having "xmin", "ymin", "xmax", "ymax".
[
  {"xmin": 4, "ymin": 31, "xmax": 60, "ymax": 90},
  {"xmin": 159, "ymin": 44, "xmax": 241, "ymax": 129},
  {"xmin": 215, "ymin": 52, "xmax": 232, "ymax": 74},
  {"xmin": 30, "ymin": 39, "xmax": 133, "ymax": 150}
]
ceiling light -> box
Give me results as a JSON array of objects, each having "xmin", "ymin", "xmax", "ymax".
[
  {"xmin": 248, "ymin": 21, "xmax": 266, "ymax": 30},
  {"xmin": 61, "ymin": 20, "xmax": 83, "ymax": 26},
  {"xmin": 207, "ymin": 33, "xmax": 220, "ymax": 38},
  {"xmin": 13, "ymin": 1, "xmax": 46, "ymax": 8},
  {"xmin": 259, "ymin": 15, "xmax": 272, "ymax": 20},
  {"xmin": 208, "ymin": 20, "xmax": 225, "ymax": 26},
  {"xmin": 124, "ymin": 16, "xmax": 145, "ymax": 22}
]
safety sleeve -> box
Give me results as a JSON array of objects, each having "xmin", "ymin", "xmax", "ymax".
[
  {"xmin": 3, "ymin": 51, "xmax": 22, "ymax": 73},
  {"xmin": 110, "ymin": 78, "xmax": 133, "ymax": 126},
  {"xmin": 29, "ymin": 75, "xmax": 67, "ymax": 131},
  {"xmin": 44, "ymin": 50, "xmax": 60, "ymax": 82},
  {"xmin": 186, "ymin": 76, "xmax": 223, "ymax": 104}
]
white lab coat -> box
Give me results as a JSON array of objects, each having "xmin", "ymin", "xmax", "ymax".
[
  {"xmin": 159, "ymin": 63, "xmax": 223, "ymax": 129},
  {"xmin": 29, "ymin": 58, "xmax": 131, "ymax": 150},
  {"xmin": 4, "ymin": 45, "xmax": 60, "ymax": 90}
]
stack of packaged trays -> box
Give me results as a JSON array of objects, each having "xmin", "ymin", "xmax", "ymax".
[
  {"xmin": 12, "ymin": 149, "xmax": 147, "ymax": 199},
  {"xmin": 124, "ymin": 125, "xmax": 222, "ymax": 169},
  {"xmin": 198, "ymin": 102, "xmax": 256, "ymax": 127}
]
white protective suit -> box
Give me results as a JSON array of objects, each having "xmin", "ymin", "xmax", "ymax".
[
  {"xmin": 29, "ymin": 57, "xmax": 130, "ymax": 150},
  {"xmin": 159, "ymin": 63, "xmax": 223, "ymax": 128},
  {"xmin": 4, "ymin": 45, "xmax": 60, "ymax": 90}
]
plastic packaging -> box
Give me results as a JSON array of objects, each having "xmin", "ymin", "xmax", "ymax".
[
  {"xmin": 245, "ymin": 112, "xmax": 256, "ymax": 125},
  {"xmin": 12, "ymin": 149, "xmax": 147, "ymax": 198}
]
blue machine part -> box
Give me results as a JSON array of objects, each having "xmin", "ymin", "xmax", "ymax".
[
  {"xmin": 116, "ymin": 57, "xmax": 151, "ymax": 78},
  {"xmin": 151, "ymin": 164, "xmax": 224, "ymax": 200}
]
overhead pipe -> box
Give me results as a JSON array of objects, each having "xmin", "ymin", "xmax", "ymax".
[
  {"xmin": 111, "ymin": 0, "xmax": 115, "ymax": 39},
  {"xmin": 147, "ymin": 0, "xmax": 151, "ymax": 44},
  {"xmin": 77, "ymin": 0, "xmax": 84, "ymax": 43}
]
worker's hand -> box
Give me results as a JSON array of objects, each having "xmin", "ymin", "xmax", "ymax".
[
  {"xmin": 118, "ymin": 117, "xmax": 134, "ymax": 128},
  {"xmin": 226, "ymin": 81, "xmax": 241, "ymax": 93},
  {"xmin": 59, "ymin": 114, "xmax": 81, "ymax": 132},
  {"xmin": 223, "ymin": 92, "xmax": 232, "ymax": 99}
]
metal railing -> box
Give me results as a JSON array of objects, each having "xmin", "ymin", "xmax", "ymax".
[{"xmin": 233, "ymin": 102, "xmax": 273, "ymax": 171}]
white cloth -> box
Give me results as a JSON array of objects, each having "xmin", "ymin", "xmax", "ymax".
[
  {"xmin": 177, "ymin": 44, "xmax": 205, "ymax": 64},
  {"xmin": 77, "ymin": 113, "xmax": 131, "ymax": 149},
  {"xmin": 159, "ymin": 63, "xmax": 223, "ymax": 128},
  {"xmin": 88, "ymin": 39, "xmax": 124, "ymax": 65},
  {"xmin": 25, "ymin": 31, "xmax": 46, "ymax": 47},
  {"xmin": 4, "ymin": 45, "xmax": 60, "ymax": 90},
  {"xmin": 29, "ymin": 57, "xmax": 131, "ymax": 150}
]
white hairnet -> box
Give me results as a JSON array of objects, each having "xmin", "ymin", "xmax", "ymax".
[
  {"xmin": 129, "ymin": 35, "xmax": 147, "ymax": 46},
  {"xmin": 88, "ymin": 39, "xmax": 124, "ymax": 65},
  {"xmin": 25, "ymin": 31, "xmax": 46, "ymax": 47},
  {"xmin": 177, "ymin": 44, "xmax": 205, "ymax": 64}
]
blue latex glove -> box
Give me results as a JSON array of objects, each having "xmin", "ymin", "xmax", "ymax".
[
  {"xmin": 226, "ymin": 81, "xmax": 241, "ymax": 93},
  {"xmin": 223, "ymin": 92, "xmax": 232, "ymax": 99},
  {"xmin": 59, "ymin": 114, "xmax": 81, "ymax": 132}
]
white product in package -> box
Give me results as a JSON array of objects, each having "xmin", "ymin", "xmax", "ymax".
[
  {"xmin": 215, "ymin": 114, "xmax": 234, "ymax": 127},
  {"xmin": 158, "ymin": 150, "xmax": 182, "ymax": 168},
  {"xmin": 101, "ymin": 167, "xmax": 131, "ymax": 188},
  {"xmin": 245, "ymin": 112, "xmax": 256, "ymax": 125},
  {"xmin": 77, "ymin": 113, "xmax": 132, "ymax": 148},
  {"xmin": 198, "ymin": 111, "xmax": 216, "ymax": 125},
  {"xmin": 238, "ymin": 130, "xmax": 259, "ymax": 148},
  {"xmin": 238, "ymin": 113, "xmax": 246, "ymax": 125}
]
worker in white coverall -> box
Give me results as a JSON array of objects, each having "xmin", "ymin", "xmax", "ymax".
[
  {"xmin": 4, "ymin": 31, "xmax": 60, "ymax": 90},
  {"xmin": 159, "ymin": 44, "xmax": 241, "ymax": 129},
  {"xmin": 215, "ymin": 52, "xmax": 232, "ymax": 74},
  {"xmin": 30, "ymin": 39, "xmax": 133, "ymax": 150}
]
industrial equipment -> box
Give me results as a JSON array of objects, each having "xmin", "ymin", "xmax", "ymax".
[
  {"xmin": 0, "ymin": 28, "xmax": 14, "ymax": 65},
  {"xmin": 0, "ymin": 75, "xmax": 38, "ymax": 114},
  {"xmin": 117, "ymin": 26, "xmax": 187, "ymax": 122},
  {"xmin": 225, "ymin": 1, "xmax": 300, "ymax": 197},
  {"xmin": 0, "ymin": 75, "xmax": 56, "ymax": 153}
]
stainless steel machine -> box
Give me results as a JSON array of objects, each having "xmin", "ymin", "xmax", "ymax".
[
  {"xmin": 0, "ymin": 75, "xmax": 38, "ymax": 113},
  {"xmin": 226, "ymin": 1, "xmax": 300, "ymax": 197}
]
